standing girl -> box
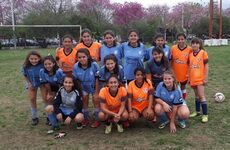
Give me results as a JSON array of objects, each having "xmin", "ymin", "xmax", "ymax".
[
  {"xmin": 146, "ymin": 34, "xmax": 171, "ymax": 61},
  {"xmin": 146, "ymin": 47, "xmax": 169, "ymax": 88},
  {"xmin": 98, "ymin": 54, "xmax": 126, "ymax": 89},
  {"xmin": 154, "ymin": 70, "xmax": 190, "ymax": 133},
  {"xmin": 100, "ymin": 30, "xmax": 122, "ymax": 65},
  {"xmin": 22, "ymin": 51, "xmax": 44, "ymax": 125},
  {"xmin": 171, "ymin": 33, "xmax": 192, "ymax": 99},
  {"xmin": 128, "ymin": 68, "xmax": 154, "ymax": 123},
  {"xmin": 73, "ymin": 48, "xmax": 100, "ymax": 128},
  {"xmin": 98, "ymin": 75, "xmax": 128, "ymax": 134},
  {"xmin": 75, "ymin": 28, "xmax": 101, "ymax": 62},
  {"xmin": 189, "ymin": 38, "xmax": 209, "ymax": 123},
  {"xmin": 121, "ymin": 29, "xmax": 147, "ymax": 83},
  {"xmin": 56, "ymin": 34, "xmax": 77, "ymax": 76}
]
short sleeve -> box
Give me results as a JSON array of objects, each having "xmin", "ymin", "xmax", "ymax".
[
  {"xmin": 145, "ymin": 62, "xmax": 151, "ymax": 74},
  {"xmin": 55, "ymin": 48, "xmax": 61, "ymax": 60},
  {"xmin": 39, "ymin": 69, "xmax": 47, "ymax": 84},
  {"xmin": 99, "ymin": 88, "xmax": 106, "ymax": 103},
  {"xmin": 147, "ymin": 79, "xmax": 154, "ymax": 95},
  {"xmin": 127, "ymin": 82, "xmax": 133, "ymax": 98},
  {"xmin": 203, "ymin": 51, "xmax": 208, "ymax": 64},
  {"xmin": 154, "ymin": 82, "xmax": 162, "ymax": 98},
  {"xmin": 120, "ymin": 87, "xmax": 127, "ymax": 102},
  {"xmin": 93, "ymin": 62, "xmax": 100, "ymax": 76},
  {"xmin": 21, "ymin": 67, "xmax": 27, "ymax": 76},
  {"xmin": 173, "ymin": 89, "xmax": 183, "ymax": 105},
  {"xmin": 72, "ymin": 63, "xmax": 78, "ymax": 79}
]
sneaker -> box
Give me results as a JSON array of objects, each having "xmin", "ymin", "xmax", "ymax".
[
  {"xmin": 158, "ymin": 120, "xmax": 169, "ymax": 129},
  {"xmin": 178, "ymin": 120, "xmax": 186, "ymax": 129},
  {"xmin": 82, "ymin": 119, "xmax": 89, "ymax": 127},
  {"xmin": 31, "ymin": 118, "xmax": 39, "ymax": 126},
  {"xmin": 47, "ymin": 126, "xmax": 60, "ymax": 134},
  {"xmin": 91, "ymin": 120, "xmax": 101, "ymax": 128},
  {"xmin": 76, "ymin": 123, "xmax": 83, "ymax": 130},
  {"xmin": 123, "ymin": 120, "xmax": 130, "ymax": 128},
  {"xmin": 117, "ymin": 123, "xmax": 124, "ymax": 133},
  {"xmin": 105, "ymin": 123, "xmax": 112, "ymax": 134},
  {"xmin": 202, "ymin": 115, "xmax": 208, "ymax": 123},
  {"xmin": 189, "ymin": 112, "xmax": 200, "ymax": 118}
]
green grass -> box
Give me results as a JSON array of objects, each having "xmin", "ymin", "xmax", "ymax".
[{"xmin": 0, "ymin": 46, "xmax": 230, "ymax": 149}]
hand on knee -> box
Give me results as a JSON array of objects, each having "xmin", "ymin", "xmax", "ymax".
[
  {"xmin": 74, "ymin": 113, "xmax": 84, "ymax": 123},
  {"xmin": 56, "ymin": 113, "xmax": 63, "ymax": 122}
]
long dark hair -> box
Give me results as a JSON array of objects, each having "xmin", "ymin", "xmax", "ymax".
[
  {"xmin": 191, "ymin": 37, "xmax": 205, "ymax": 50},
  {"xmin": 76, "ymin": 48, "xmax": 94, "ymax": 64},
  {"xmin": 176, "ymin": 33, "xmax": 186, "ymax": 39},
  {"xmin": 106, "ymin": 74, "xmax": 122, "ymax": 88},
  {"xmin": 127, "ymin": 29, "xmax": 140, "ymax": 43},
  {"xmin": 134, "ymin": 67, "xmax": 149, "ymax": 85},
  {"xmin": 62, "ymin": 34, "xmax": 73, "ymax": 43},
  {"xmin": 103, "ymin": 30, "xmax": 117, "ymax": 46},
  {"xmin": 63, "ymin": 76, "xmax": 83, "ymax": 97},
  {"xmin": 23, "ymin": 51, "xmax": 42, "ymax": 68},
  {"xmin": 43, "ymin": 55, "xmax": 59, "ymax": 74},
  {"xmin": 104, "ymin": 54, "xmax": 119, "ymax": 75},
  {"xmin": 152, "ymin": 47, "xmax": 169, "ymax": 69},
  {"xmin": 79, "ymin": 28, "xmax": 93, "ymax": 43},
  {"xmin": 152, "ymin": 33, "xmax": 165, "ymax": 48}
]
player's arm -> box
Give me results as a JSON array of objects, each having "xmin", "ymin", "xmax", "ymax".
[
  {"xmin": 170, "ymin": 105, "xmax": 178, "ymax": 133},
  {"xmin": 100, "ymin": 99, "xmax": 116, "ymax": 117},
  {"xmin": 204, "ymin": 63, "xmax": 209, "ymax": 85},
  {"xmin": 117, "ymin": 96, "xmax": 127, "ymax": 116}
]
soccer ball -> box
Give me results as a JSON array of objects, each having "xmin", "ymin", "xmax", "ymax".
[{"xmin": 214, "ymin": 92, "xmax": 225, "ymax": 103}]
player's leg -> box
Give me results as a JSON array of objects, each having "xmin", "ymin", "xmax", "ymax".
[
  {"xmin": 28, "ymin": 87, "xmax": 39, "ymax": 125},
  {"xmin": 190, "ymin": 86, "xmax": 201, "ymax": 117},
  {"xmin": 197, "ymin": 85, "xmax": 208, "ymax": 123}
]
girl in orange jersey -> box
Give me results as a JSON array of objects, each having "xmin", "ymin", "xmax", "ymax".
[
  {"xmin": 171, "ymin": 33, "xmax": 192, "ymax": 99},
  {"xmin": 188, "ymin": 38, "xmax": 209, "ymax": 123},
  {"xmin": 75, "ymin": 28, "xmax": 101, "ymax": 62},
  {"xmin": 56, "ymin": 35, "xmax": 77, "ymax": 76},
  {"xmin": 128, "ymin": 67, "xmax": 154, "ymax": 123},
  {"xmin": 98, "ymin": 75, "xmax": 128, "ymax": 134}
]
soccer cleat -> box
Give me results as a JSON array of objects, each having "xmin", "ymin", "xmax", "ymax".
[
  {"xmin": 178, "ymin": 120, "xmax": 186, "ymax": 129},
  {"xmin": 117, "ymin": 123, "xmax": 124, "ymax": 133},
  {"xmin": 158, "ymin": 120, "xmax": 169, "ymax": 129},
  {"xmin": 82, "ymin": 119, "xmax": 89, "ymax": 127},
  {"xmin": 47, "ymin": 126, "xmax": 60, "ymax": 134},
  {"xmin": 189, "ymin": 112, "xmax": 200, "ymax": 118},
  {"xmin": 91, "ymin": 120, "xmax": 101, "ymax": 128},
  {"xmin": 105, "ymin": 123, "xmax": 112, "ymax": 134},
  {"xmin": 76, "ymin": 123, "xmax": 83, "ymax": 130},
  {"xmin": 202, "ymin": 115, "xmax": 208, "ymax": 123},
  {"xmin": 31, "ymin": 118, "xmax": 39, "ymax": 126}
]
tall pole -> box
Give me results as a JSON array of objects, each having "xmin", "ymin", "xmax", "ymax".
[
  {"xmin": 182, "ymin": 5, "xmax": 184, "ymax": 30},
  {"xmin": 219, "ymin": 0, "xmax": 222, "ymax": 39},
  {"xmin": 10, "ymin": 0, "xmax": 16, "ymax": 49},
  {"xmin": 209, "ymin": 0, "xmax": 213, "ymax": 39}
]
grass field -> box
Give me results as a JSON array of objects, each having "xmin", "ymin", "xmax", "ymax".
[{"xmin": 0, "ymin": 46, "xmax": 230, "ymax": 150}]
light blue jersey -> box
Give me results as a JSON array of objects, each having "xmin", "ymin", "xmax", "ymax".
[
  {"xmin": 73, "ymin": 61, "xmax": 99, "ymax": 94},
  {"xmin": 100, "ymin": 43, "xmax": 122, "ymax": 65},
  {"xmin": 39, "ymin": 68, "xmax": 65, "ymax": 86},
  {"xmin": 121, "ymin": 42, "xmax": 147, "ymax": 80},
  {"xmin": 146, "ymin": 45, "xmax": 171, "ymax": 61}
]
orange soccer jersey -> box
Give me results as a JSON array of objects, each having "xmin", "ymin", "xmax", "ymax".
[
  {"xmin": 188, "ymin": 49, "xmax": 208, "ymax": 86},
  {"xmin": 75, "ymin": 42, "xmax": 101, "ymax": 62},
  {"xmin": 128, "ymin": 79, "xmax": 154, "ymax": 113},
  {"xmin": 99, "ymin": 87, "xmax": 127, "ymax": 113},
  {"xmin": 171, "ymin": 45, "xmax": 192, "ymax": 83},
  {"xmin": 55, "ymin": 48, "xmax": 77, "ymax": 75}
]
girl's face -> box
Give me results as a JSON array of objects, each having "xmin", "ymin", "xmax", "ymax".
[
  {"xmin": 155, "ymin": 37, "xmax": 165, "ymax": 47},
  {"xmin": 77, "ymin": 52, "xmax": 88, "ymax": 66},
  {"xmin": 191, "ymin": 42, "xmax": 200, "ymax": 51},
  {"xmin": 105, "ymin": 59, "xmax": 116, "ymax": 72},
  {"xmin": 135, "ymin": 70, "xmax": 144, "ymax": 83},
  {"xmin": 177, "ymin": 36, "xmax": 185, "ymax": 47},
  {"xmin": 153, "ymin": 51, "xmax": 163, "ymax": 62},
  {"xmin": 29, "ymin": 55, "xmax": 40, "ymax": 66},
  {"xmin": 63, "ymin": 38, "xmax": 72, "ymax": 49},
  {"xmin": 128, "ymin": 32, "xmax": 138, "ymax": 44},
  {"xmin": 44, "ymin": 59, "xmax": 55, "ymax": 72},
  {"xmin": 82, "ymin": 32, "xmax": 92, "ymax": 45},
  {"xmin": 108, "ymin": 77, "xmax": 119, "ymax": 91},
  {"xmin": 163, "ymin": 74, "xmax": 174, "ymax": 89},
  {"xmin": 63, "ymin": 77, "xmax": 74, "ymax": 92},
  {"xmin": 104, "ymin": 34, "xmax": 115, "ymax": 47}
]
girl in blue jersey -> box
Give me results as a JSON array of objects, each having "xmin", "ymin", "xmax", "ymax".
[
  {"xmin": 100, "ymin": 30, "xmax": 122, "ymax": 65},
  {"xmin": 45, "ymin": 76, "xmax": 84, "ymax": 133},
  {"xmin": 73, "ymin": 48, "xmax": 100, "ymax": 128},
  {"xmin": 146, "ymin": 47, "xmax": 169, "ymax": 88},
  {"xmin": 154, "ymin": 70, "xmax": 190, "ymax": 133},
  {"xmin": 22, "ymin": 51, "xmax": 44, "ymax": 125},
  {"xmin": 146, "ymin": 34, "xmax": 171, "ymax": 61},
  {"xmin": 40, "ymin": 55, "xmax": 66, "ymax": 103},
  {"xmin": 121, "ymin": 29, "xmax": 147, "ymax": 83},
  {"xmin": 98, "ymin": 54, "xmax": 126, "ymax": 89}
]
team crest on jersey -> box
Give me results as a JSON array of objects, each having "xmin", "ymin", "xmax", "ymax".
[
  {"xmin": 137, "ymin": 98, "xmax": 143, "ymax": 102},
  {"xmin": 161, "ymin": 91, "xmax": 166, "ymax": 95},
  {"xmin": 69, "ymin": 58, "xmax": 75, "ymax": 63},
  {"xmin": 114, "ymin": 50, "xmax": 118, "ymax": 55},
  {"xmin": 143, "ymin": 88, "xmax": 148, "ymax": 94},
  {"xmin": 53, "ymin": 77, "xmax": 57, "ymax": 81},
  {"xmin": 183, "ymin": 53, "xmax": 188, "ymax": 57},
  {"xmin": 138, "ymin": 51, "xmax": 142, "ymax": 55},
  {"xmin": 90, "ymin": 71, "xmax": 93, "ymax": 76},
  {"xmin": 170, "ymin": 94, "xmax": 174, "ymax": 100}
]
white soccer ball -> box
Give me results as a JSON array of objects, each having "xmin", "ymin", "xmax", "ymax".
[{"xmin": 214, "ymin": 92, "xmax": 225, "ymax": 103}]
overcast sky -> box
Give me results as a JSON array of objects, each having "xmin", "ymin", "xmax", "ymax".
[{"xmin": 111, "ymin": 0, "xmax": 230, "ymax": 9}]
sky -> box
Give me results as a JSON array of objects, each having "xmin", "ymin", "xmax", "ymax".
[{"xmin": 111, "ymin": 0, "xmax": 230, "ymax": 9}]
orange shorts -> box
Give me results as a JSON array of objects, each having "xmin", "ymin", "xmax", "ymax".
[{"xmin": 132, "ymin": 102, "xmax": 149, "ymax": 114}]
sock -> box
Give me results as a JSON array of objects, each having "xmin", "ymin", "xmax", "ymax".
[
  {"xmin": 93, "ymin": 108, "xmax": 100, "ymax": 121},
  {"xmin": 159, "ymin": 112, "xmax": 168, "ymax": 124},
  {"xmin": 103, "ymin": 120, "xmax": 110, "ymax": 126},
  {"xmin": 31, "ymin": 108, "xmax": 38, "ymax": 119},
  {"xmin": 48, "ymin": 112, "xmax": 58, "ymax": 127},
  {"xmin": 201, "ymin": 101, "xmax": 208, "ymax": 115},
  {"xmin": 182, "ymin": 89, "xmax": 187, "ymax": 99},
  {"xmin": 82, "ymin": 109, "xmax": 89, "ymax": 119},
  {"xmin": 195, "ymin": 98, "xmax": 201, "ymax": 112}
]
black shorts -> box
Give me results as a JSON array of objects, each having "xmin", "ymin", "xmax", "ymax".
[{"xmin": 50, "ymin": 84, "xmax": 59, "ymax": 92}]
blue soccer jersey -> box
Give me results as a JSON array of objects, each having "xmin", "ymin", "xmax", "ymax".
[
  {"xmin": 22, "ymin": 63, "xmax": 43, "ymax": 88},
  {"xmin": 73, "ymin": 61, "xmax": 99, "ymax": 94},
  {"xmin": 121, "ymin": 42, "xmax": 147, "ymax": 80},
  {"xmin": 100, "ymin": 43, "xmax": 122, "ymax": 66},
  {"xmin": 154, "ymin": 82, "xmax": 183, "ymax": 106},
  {"xmin": 146, "ymin": 45, "xmax": 171, "ymax": 61},
  {"xmin": 98, "ymin": 65, "xmax": 126, "ymax": 89},
  {"xmin": 39, "ymin": 68, "xmax": 65, "ymax": 86}
]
